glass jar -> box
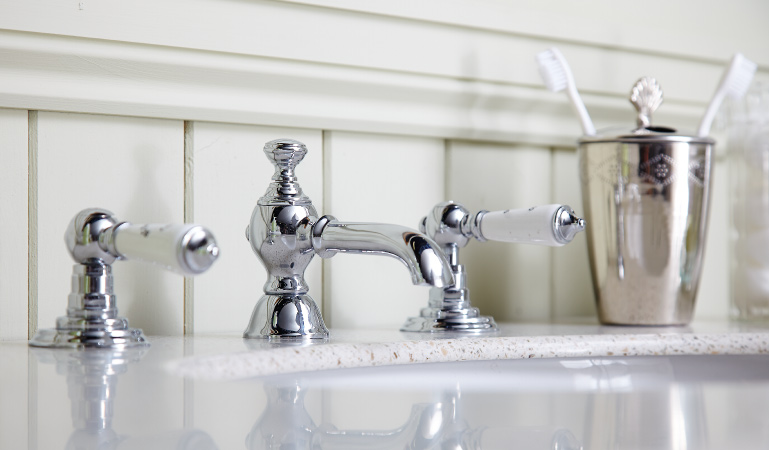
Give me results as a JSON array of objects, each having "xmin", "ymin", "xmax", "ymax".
[{"xmin": 729, "ymin": 82, "xmax": 769, "ymax": 319}]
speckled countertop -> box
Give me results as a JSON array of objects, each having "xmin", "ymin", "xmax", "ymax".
[{"xmin": 170, "ymin": 319, "xmax": 769, "ymax": 380}]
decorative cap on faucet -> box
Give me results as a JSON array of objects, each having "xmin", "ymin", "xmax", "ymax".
[
  {"xmin": 261, "ymin": 138, "xmax": 311, "ymax": 205},
  {"xmin": 30, "ymin": 208, "xmax": 219, "ymax": 349}
]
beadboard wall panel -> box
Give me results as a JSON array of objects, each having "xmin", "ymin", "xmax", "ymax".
[
  {"xmin": 0, "ymin": 109, "xmax": 28, "ymax": 340},
  {"xmin": 4, "ymin": 0, "xmax": 767, "ymax": 146},
  {"xmin": 323, "ymin": 131, "xmax": 445, "ymax": 329},
  {"xmin": 280, "ymin": 0, "xmax": 769, "ymax": 68},
  {"xmin": 35, "ymin": 112, "xmax": 184, "ymax": 336},
  {"xmin": 0, "ymin": 2, "xmax": 765, "ymax": 334},
  {"xmin": 2, "ymin": 0, "xmax": 766, "ymax": 100},
  {"xmin": 550, "ymin": 148, "xmax": 595, "ymax": 319},
  {"xmin": 446, "ymin": 141, "xmax": 553, "ymax": 322},
  {"xmin": 696, "ymin": 159, "xmax": 730, "ymax": 319},
  {"xmin": 190, "ymin": 122, "xmax": 323, "ymax": 334}
]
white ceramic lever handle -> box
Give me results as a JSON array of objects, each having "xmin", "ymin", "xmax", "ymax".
[
  {"xmin": 113, "ymin": 223, "xmax": 219, "ymax": 276},
  {"xmin": 478, "ymin": 204, "xmax": 584, "ymax": 246}
]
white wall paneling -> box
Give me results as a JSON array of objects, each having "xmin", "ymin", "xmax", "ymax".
[
  {"xmin": 4, "ymin": 0, "xmax": 766, "ymax": 147},
  {"xmin": 1, "ymin": 1, "xmax": 766, "ymax": 332},
  {"xmin": 0, "ymin": 109, "xmax": 28, "ymax": 340},
  {"xmin": 447, "ymin": 141, "xmax": 553, "ymax": 322},
  {"xmin": 280, "ymin": 0, "xmax": 769, "ymax": 69},
  {"xmin": 551, "ymin": 148, "xmax": 595, "ymax": 319},
  {"xmin": 35, "ymin": 112, "xmax": 184, "ymax": 336},
  {"xmin": 190, "ymin": 122, "xmax": 323, "ymax": 334},
  {"xmin": 323, "ymin": 131, "xmax": 445, "ymax": 329},
  {"xmin": 695, "ymin": 159, "xmax": 730, "ymax": 319}
]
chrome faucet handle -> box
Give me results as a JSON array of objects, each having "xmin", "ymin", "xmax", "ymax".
[
  {"xmin": 402, "ymin": 201, "xmax": 585, "ymax": 333},
  {"xmin": 30, "ymin": 208, "xmax": 220, "ymax": 349},
  {"xmin": 245, "ymin": 139, "xmax": 454, "ymax": 340}
]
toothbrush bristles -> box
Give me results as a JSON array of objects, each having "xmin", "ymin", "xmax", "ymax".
[
  {"xmin": 535, "ymin": 47, "xmax": 596, "ymax": 136},
  {"xmin": 727, "ymin": 54, "xmax": 757, "ymax": 99},
  {"xmin": 536, "ymin": 50, "xmax": 567, "ymax": 92},
  {"xmin": 696, "ymin": 53, "xmax": 757, "ymax": 137}
]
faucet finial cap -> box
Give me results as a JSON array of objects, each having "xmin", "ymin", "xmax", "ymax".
[
  {"xmin": 264, "ymin": 139, "xmax": 307, "ymax": 170},
  {"xmin": 260, "ymin": 139, "xmax": 312, "ymax": 205}
]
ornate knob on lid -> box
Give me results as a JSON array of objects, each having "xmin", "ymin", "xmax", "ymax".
[
  {"xmin": 261, "ymin": 139, "xmax": 310, "ymax": 204},
  {"xmin": 630, "ymin": 77, "xmax": 664, "ymax": 129}
]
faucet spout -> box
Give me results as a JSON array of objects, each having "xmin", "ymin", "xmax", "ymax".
[{"xmin": 312, "ymin": 216, "xmax": 454, "ymax": 288}]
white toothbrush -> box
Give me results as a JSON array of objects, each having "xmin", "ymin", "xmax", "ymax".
[
  {"xmin": 536, "ymin": 47, "xmax": 596, "ymax": 136},
  {"xmin": 697, "ymin": 53, "xmax": 757, "ymax": 137}
]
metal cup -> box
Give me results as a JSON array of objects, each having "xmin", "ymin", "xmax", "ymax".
[{"xmin": 578, "ymin": 77, "xmax": 714, "ymax": 325}]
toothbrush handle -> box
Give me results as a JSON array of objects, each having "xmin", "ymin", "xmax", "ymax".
[
  {"xmin": 112, "ymin": 223, "xmax": 219, "ymax": 275},
  {"xmin": 567, "ymin": 86, "xmax": 596, "ymax": 136},
  {"xmin": 478, "ymin": 204, "xmax": 585, "ymax": 246}
]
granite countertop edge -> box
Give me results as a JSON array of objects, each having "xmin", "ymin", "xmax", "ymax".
[{"xmin": 169, "ymin": 329, "xmax": 769, "ymax": 381}]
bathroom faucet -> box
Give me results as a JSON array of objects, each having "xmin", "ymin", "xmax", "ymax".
[
  {"xmin": 244, "ymin": 139, "xmax": 454, "ymax": 339},
  {"xmin": 29, "ymin": 208, "xmax": 219, "ymax": 349},
  {"xmin": 402, "ymin": 201, "xmax": 585, "ymax": 333}
]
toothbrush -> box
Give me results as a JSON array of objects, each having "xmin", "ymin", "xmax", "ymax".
[
  {"xmin": 536, "ymin": 47, "xmax": 596, "ymax": 136},
  {"xmin": 697, "ymin": 53, "xmax": 757, "ymax": 137}
]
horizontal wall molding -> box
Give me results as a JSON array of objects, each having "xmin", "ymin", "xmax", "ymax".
[
  {"xmin": 281, "ymin": 0, "xmax": 769, "ymax": 69},
  {"xmin": 0, "ymin": 30, "xmax": 717, "ymax": 148}
]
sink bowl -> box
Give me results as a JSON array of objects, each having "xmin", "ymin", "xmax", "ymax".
[
  {"xmin": 239, "ymin": 355, "xmax": 769, "ymax": 450},
  {"xmin": 5, "ymin": 329, "xmax": 769, "ymax": 450}
]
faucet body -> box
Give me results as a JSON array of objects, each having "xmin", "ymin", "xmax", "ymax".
[{"xmin": 244, "ymin": 139, "xmax": 453, "ymax": 340}]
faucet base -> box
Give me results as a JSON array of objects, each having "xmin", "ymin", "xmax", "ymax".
[
  {"xmin": 29, "ymin": 326, "xmax": 148, "ymax": 349},
  {"xmin": 29, "ymin": 263, "xmax": 149, "ymax": 349},
  {"xmin": 401, "ymin": 308, "xmax": 497, "ymax": 333},
  {"xmin": 244, "ymin": 294, "xmax": 329, "ymax": 339}
]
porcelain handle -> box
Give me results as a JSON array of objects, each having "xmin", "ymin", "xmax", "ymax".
[
  {"xmin": 479, "ymin": 204, "xmax": 584, "ymax": 246},
  {"xmin": 113, "ymin": 223, "xmax": 220, "ymax": 275}
]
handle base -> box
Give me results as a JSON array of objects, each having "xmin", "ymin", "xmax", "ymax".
[
  {"xmin": 401, "ymin": 265, "xmax": 497, "ymax": 333},
  {"xmin": 29, "ymin": 262, "xmax": 149, "ymax": 349}
]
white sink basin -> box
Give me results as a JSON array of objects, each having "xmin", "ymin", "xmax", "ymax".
[
  {"xmin": 242, "ymin": 355, "xmax": 769, "ymax": 450},
  {"xmin": 3, "ymin": 326, "xmax": 769, "ymax": 450}
]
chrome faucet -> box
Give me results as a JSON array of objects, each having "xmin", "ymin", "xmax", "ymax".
[
  {"xmin": 244, "ymin": 139, "xmax": 454, "ymax": 340},
  {"xmin": 29, "ymin": 208, "xmax": 219, "ymax": 349},
  {"xmin": 402, "ymin": 201, "xmax": 585, "ymax": 333}
]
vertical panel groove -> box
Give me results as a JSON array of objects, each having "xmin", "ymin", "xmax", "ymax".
[
  {"xmin": 183, "ymin": 121, "xmax": 194, "ymax": 334},
  {"xmin": 321, "ymin": 130, "xmax": 332, "ymax": 327},
  {"xmin": 548, "ymin": 146, "xmax": 557, "ymax": 321},
  {"xmin": 27, "ymin": 111, "xmax": 38, "ymax": 339}
]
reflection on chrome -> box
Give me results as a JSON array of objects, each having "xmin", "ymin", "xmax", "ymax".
[
  {"xmin": 246, "ymin": 381, "xmax": 582, "ymax": 450},
  {"xmin": 30, "ymin": 348, "xmax": 218, "ymax": 450}
]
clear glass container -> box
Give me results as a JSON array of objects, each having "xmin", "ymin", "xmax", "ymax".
[{"xmin": 729, "ymin": 82, "xmax": 769, "ymax": 319}]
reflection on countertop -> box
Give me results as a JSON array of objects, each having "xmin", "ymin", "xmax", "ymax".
[{"xmin": 1, "ymin": 319, "xmax": 769, "ymax": 449}]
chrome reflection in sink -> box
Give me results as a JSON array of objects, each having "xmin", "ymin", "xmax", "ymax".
[
  {"xmin": 238, "ymin": 355, "xmax": 769, "ymax": 450},
  {"xmin": 30, "ymin": 347, "xmax": 218, "ymax": 450},
  {"xmin": 246, "ymin": 379, "xmax": 581, "ymax": 450}
]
